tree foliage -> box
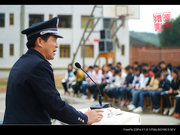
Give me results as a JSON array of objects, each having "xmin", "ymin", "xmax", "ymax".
[{"xmin": 158, "ymin": 15, "xmax": 180, "ymax": 47}]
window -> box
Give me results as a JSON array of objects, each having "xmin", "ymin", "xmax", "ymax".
[
  {"xmin": 121, "ymin": 44, "xmax": 125, "ymax": 56},
  {"xmin": 0, "ymin": 44, "xmax": 3, "ymax": 58},
  {"xmin": 81, "ymin": 16, "xmax": 94, "ymax": 29},
  {"xmin": 29, "ymin": 14, "xmax": 44, "ymax": 26},
  {"xmin": 49, "ymin": 14, "xmax": 53, "ymax": 20},
  {"xmin": 81, "ymin": 45, "xmax": 94, "ymax": 58},
  {"xmin": 59, "ymin": 44, "xmax": 70, "ymax": 58},
  {"xmin": 9, "ymin": 44, "xmax": 14, "ymax": 56},
  {"xmin": 0, "ymin": 13, "xmax": 5, "ymax": 27},
  {"xmin": 9, "ymin": 13, "xmax": 14, "ymax": 25},
  {"xmin": 103, "ymin": 18, "xmax": 111, "ymax": 29},
  {"xmin": 58, "ymin": 15, "xmax": 72, "ymax": 28}
]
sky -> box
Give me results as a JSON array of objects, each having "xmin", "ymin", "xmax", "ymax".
[{"xmin": 128, "ymin": 5, "xmax": 180, "ymax": 33}]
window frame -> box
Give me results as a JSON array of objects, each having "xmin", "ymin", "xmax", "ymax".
[
  {"xmin": 9, "ymin": 13, "xmax": 14, "ymax": 26},
  {"xmin": 81, "ymin": 15, "xmax": 94, "ymax": 29},
  {"xmin": 81, "ymin": 44, "xmax": 94, "ymax": 58},
  {"xmin": 29, "ymin": 14, "xmax": 44, "ymax": 26},
  {"xmin": 58, "ymin": 15, "xmax": 72, "ymax": 28},
  {"xmin": 0, "ymin": 13, "xmax": 5, "ymax": 27},
  {"xmin": 59, "ymin": 44, "xmax": 71, "ymax": 58},
  {"xmin": 0, "ymin": 44, "xmax": 3, "ymax": 58},
  {"xmin": 9, "ymin": 44, "xmax": 14, "ymax": 56}
]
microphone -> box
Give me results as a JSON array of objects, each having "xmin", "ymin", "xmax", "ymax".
[{"xmin": 75, "ymin": 62, "xmax": 111, "ymax": 110}]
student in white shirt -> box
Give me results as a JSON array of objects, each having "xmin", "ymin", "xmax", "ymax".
[
  {"xmin": 88, "ymin": 65, "xmax": 102, "ymax": 101},
  {"xmin": 127, "ymin": 67, "xmax": 144, "ymax": 110},
  {"xmin": 127, "ymin": 68, "xmax": 151, "ymax": 113}
]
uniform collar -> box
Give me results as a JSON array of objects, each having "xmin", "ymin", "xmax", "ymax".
[{"xmin": 27, "ymin": 48, "xmax": 52, "ymax": 66}]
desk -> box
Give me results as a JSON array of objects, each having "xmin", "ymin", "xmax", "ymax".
[
  {"xmin": 52, "ymin": 107, "xmax": 141, "ymax": 125},
  {"xmin": 79, "ymin": 107, "xmax": 141, "ymax": 125}
]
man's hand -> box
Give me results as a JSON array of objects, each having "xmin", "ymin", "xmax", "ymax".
[{"xmin": 84, "ymin": 108, "xmax": 104, "ymax": 125}]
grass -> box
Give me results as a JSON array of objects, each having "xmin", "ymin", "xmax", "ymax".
[{"xmin": 0, "ymin": 74, "xmax": 65, "ymax": 93}]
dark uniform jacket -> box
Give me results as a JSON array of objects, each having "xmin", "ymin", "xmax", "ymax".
[{"xmin": 3, "ymin": 49, "xmax": 88, "ymax": 125}]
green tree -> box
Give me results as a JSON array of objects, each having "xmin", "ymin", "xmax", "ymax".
[{"xmin": 158, "ymin": 15, "xmax": 180, "ymax": 47}]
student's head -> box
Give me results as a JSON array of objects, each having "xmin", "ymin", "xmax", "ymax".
[
  {"xmin": 161, "ymin": 67, "xmax": 168, "ymax": 76},
  {"xmin": 141, "ymin": 63, "xmax": 149, "ymax": 70},
  {"xmin": 176, "ymin": 65, "xmax": 180, "ymax": 76},
  {"xmin": 155, "ymin": 72, "xmax": 164, "ymax": 81},
  {"xmin": 83, "ymin": 65, "xmax": 88, "ymax": 72},
  {"xmin": 125, "ymin": 65, "xmax": 133, "ymax": 74},
  {"xmin": 133, "ymin": 61, "xmax": 139, "ymax": 68},
  {"xmin": 94, "ymin": 65, "xmax": 99, "ymax": 73},
  {"xmin": 134, "ymin": 67, "xmax": 141, "ymax": 76},
  {"xmin": 68, "ymin": 63, "xmax": 73, "ymax": 71},
  {"xmin": 102, "ymin": 64, "xmax": 108, "ymax": 73},
  {"xmin": 107, "ymin": 64, "xmax": 113, "ymax": 71},
  {"xmin": 159, "ymin": 61, "xmax": 166, "ymax": 69},
  {"xmin": 142, "ymin": 68, "xmax": 149, "ymax": 77},
  {"xmin": 171, "ymin": 68, "xmax": 178, "ymax": 80},
  {"xmin": 115, "ymin": 68, "xmax": 122, "ymax": 76},
  {"xmin": 111, "ymin": 67, "xmax": 116, "ymax": 75},
  {"xmin": 88, "ymin": 66, "xmax": 93, "ymax": 72},
  {"xmin": 116, "ymin": 62, "xmax": 122, "ymax": 69}
]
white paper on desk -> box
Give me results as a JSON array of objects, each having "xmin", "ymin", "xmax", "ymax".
[{"xmin": 100, "ymin": 107, "xmax": 122, "ymax": 118}]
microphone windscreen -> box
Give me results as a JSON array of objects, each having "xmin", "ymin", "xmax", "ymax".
[{"xmin": 75, "ymin": 62, "xmax": 81, "ymax": 68}]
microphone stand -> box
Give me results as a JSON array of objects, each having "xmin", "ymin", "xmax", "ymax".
[{"xmin": 78, "ymin": 66, "xmax": 111, "ymax": 110}]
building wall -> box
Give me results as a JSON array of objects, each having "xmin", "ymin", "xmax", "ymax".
[
  {"xmin": 0, "ymin": 5, "xmax": 21, "ymax": 68},
  {"xmin": 0, "ymin": 5, "xmax": 130, "ymax": 69},
  {"xmin": 130, "ymin": 46, "xmax": 180, "ymax": 66}
]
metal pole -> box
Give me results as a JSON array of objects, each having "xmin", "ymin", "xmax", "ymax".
[
  {"xmin": 81, "ymin": 17, "xmax": 101, "ymax": 67},
  {"xmin": 71, "ymin": 5, "xmax": 97, "ymax": 65}
]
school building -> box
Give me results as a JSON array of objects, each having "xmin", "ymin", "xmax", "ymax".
[{"xmin": 0, "ymin": 5, "xmax": 136, "ymax": 69}]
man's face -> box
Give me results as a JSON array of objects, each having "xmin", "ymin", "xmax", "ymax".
[{"xmin": 42, "ymin": 35, "xmax": 58, "ymax": 60}]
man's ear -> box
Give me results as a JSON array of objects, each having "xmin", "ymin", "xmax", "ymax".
[{"xmin": 35, "ymin": 37, "xmax": 44, "ymax": 48}]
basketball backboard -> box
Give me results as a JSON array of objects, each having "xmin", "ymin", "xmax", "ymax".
[{"xmin": 103, "ymin": 5, "xmax": 140, "ymax": 19}]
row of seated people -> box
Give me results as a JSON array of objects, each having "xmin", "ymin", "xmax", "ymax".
[{"xmin": 61, "ymin": 62, "xmax": 180, "ymax": 118}]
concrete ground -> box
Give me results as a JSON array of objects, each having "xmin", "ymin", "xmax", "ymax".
[{"xmin": 0, "ymin": 90, "xmax": 180, "ymax": 125}]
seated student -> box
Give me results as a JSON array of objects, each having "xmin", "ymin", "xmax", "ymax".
[
  {"xmin": 159, "ymin": 61, "xmax": 171, "ymax": 75},
  {"xmin": 162, "ymin": 68, "xmax": 180, "ymax": 115},
  {"xmin": 161, "ymin": 67, "xmax": 173, "ymax": 81},
  {"xmin": 114, "ymin": 69, "xmax": 127, "ymax": 106},
  {"xmin": 81, "ymin": 65, "xmax": 89, "ymax": 99},
  {"xmin": 88, "ymin": 65, "xmax": 102, "ymax": 101},
  {"xmin": 62, "ymin": 63, "xmax": 75, "ymax": 95},
  {"xmin": 127, "ymin": 67, "xmax": 144, "ymax": 111},
  {"xmin": 103, "ymin": 68, "xmax": 119, "ymax": 101},
  {"xmin": 104, "ymin": 68, "xmax": 126, "ymax": 104},
  {"xmin": 172, "ymin": 92, "xmax": 180, "ymax": 118},
  {"xmin": 72, "ymin": 69, "xmax": 84, "ymax": 95},
  {"xmin": 106, "ymin": 67, "xmax": 116, "ymax": 88},
  {"xmin": 150, "ymin": 71, "xmax": 171, "ymax": 113},
  {"xmin": 133, "ymin": 71, "xmax": 159, "ymax": 113},
  {"xmin": 127, "ymin": 68, "xmax": 151, "ymax": 113},
  {"xmin": 120, "ymin": 65, "xmax": 134, "ymax": 105},
  {"xmin": 93, "ymin": 64, "xmax": 111, "ymax": 100},
  {"xmin": 173, "ymin": 65, "xmax": 180, "ymax": 118}
]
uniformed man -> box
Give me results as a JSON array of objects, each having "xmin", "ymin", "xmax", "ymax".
[{"xmin": 3, "ymin": 17, "xmax": 103, "ymax": 125}]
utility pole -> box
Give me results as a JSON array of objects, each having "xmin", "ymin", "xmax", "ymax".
[{"xmin": 20, "ymin": 5, "xmax": 25, "ymax": 56}]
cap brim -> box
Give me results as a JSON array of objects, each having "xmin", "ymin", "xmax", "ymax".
[{"xmin": 51, "ymin": 33, "xmax": 63, "ymax": 38}]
